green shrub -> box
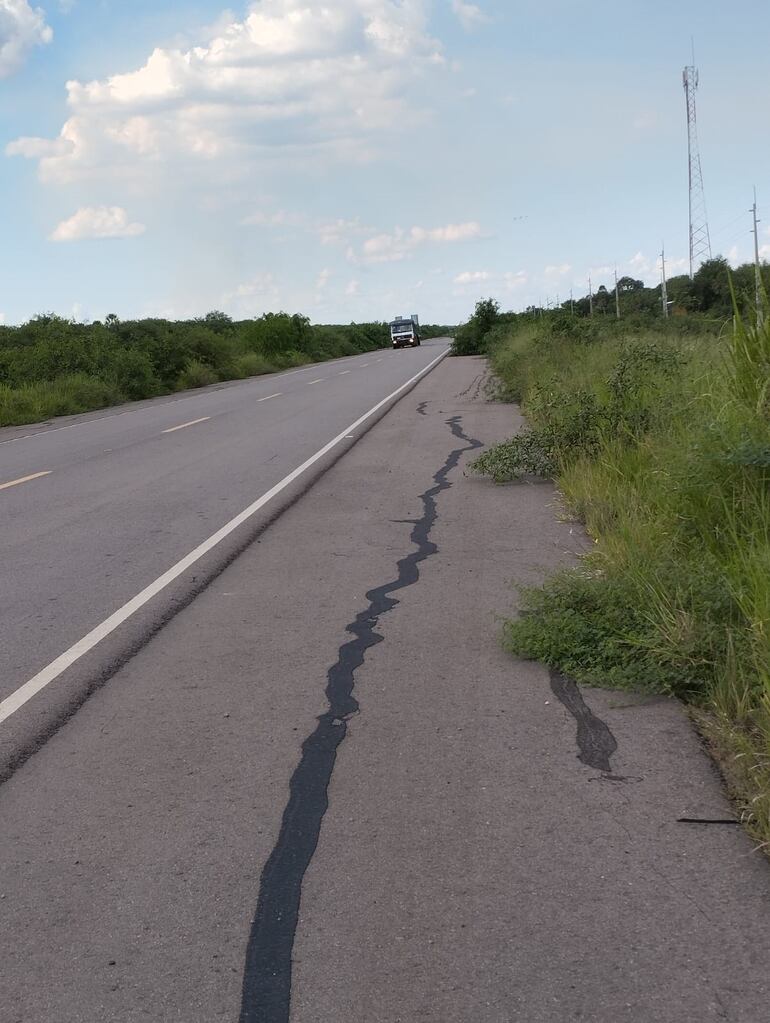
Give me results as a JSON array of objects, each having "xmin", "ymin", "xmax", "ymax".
[
  {"xmin": 482, "ymin": 293, "xmax": 770, "ymax": 844},
  {"xmin": 176, "ymin": 359, "xmax": 219, "ymax": 390},
  {"xmin": 233, "ymin": 352, "xmax": 274, "ymax": 378}
]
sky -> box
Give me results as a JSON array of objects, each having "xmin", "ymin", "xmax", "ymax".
[{"xmin": 1, "ymin": 0, "xmax": 770, "ymax": 326}]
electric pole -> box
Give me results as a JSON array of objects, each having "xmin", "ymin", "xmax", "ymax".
[
  {"xmin": 570, "ymin": 288, "xmax": 574, "ymax": 315},
  {"xmin": 660, "ymin": 244, "xmax": 669, "ymax": 318},
  {"xmin": 683, "ymin": 49, "xmax": 712, "ymax": 279},
  {"xmin": 752, "ymin": 187, "xmax": 763, "ymax": 325},
  {"xmin": 614, "ymin": 268, "xmax": 621, "ymax": 319},
  {"xmin": 588, "ymin": 276, "xmax": 593, "ymax": 317}
]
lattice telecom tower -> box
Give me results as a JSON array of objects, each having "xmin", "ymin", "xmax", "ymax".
[{"xmin": 683, "ymin": 60, "xmax": 712, "ymax": 279}]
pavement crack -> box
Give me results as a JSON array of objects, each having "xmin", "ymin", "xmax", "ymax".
[
  {"xmin": 550, "ymin": 669, "xmax": 618, "ymax": 773},
  {"xmin": 238, "ymin": 415, "xmax": 483, "ymax": 1023}
]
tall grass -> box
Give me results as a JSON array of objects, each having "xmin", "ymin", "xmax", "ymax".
[{"xmin": 475, "ymin": 307, "xmax": 770, "ymax": 845}]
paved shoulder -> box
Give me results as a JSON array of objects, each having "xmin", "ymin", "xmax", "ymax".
[{"xmin": 1, "ymin": 355, "xmax": 768, "ymax": 1023}]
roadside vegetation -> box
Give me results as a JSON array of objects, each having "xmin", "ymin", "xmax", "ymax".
[
  {"xmin": 0, "ymin": 313, "xmax": 452, "ymax": 428},
  {"xmin": 458, "ymin": 258, "xmax": 770, "ymax": 848}
]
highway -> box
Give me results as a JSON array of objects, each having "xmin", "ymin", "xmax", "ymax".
[
  {"xmin": 0, "ymin": 342, "xmax": 448, "ymax": 771},
  {"xmin": 2, "ymin": 346, "xmax": 770, "ymax": 1023}
]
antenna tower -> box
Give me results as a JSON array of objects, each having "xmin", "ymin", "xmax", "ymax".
[{"xmin": 683, "ymin": 54, "xmax": 711, "ymax": 279}]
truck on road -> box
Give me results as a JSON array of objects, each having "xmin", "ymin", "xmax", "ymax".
[{"xmin": 390, "ymin": 315, "xmax": 421, "ymax": 349}]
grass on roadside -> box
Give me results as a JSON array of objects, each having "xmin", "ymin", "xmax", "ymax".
[{"xmin": 472, "ymin": 305, "xmax": 770, "ymax": 848}]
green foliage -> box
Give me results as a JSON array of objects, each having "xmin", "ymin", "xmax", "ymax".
[
  {"xmin": 0, "ymin": 311, "xmax": 393, "ymax": 427},
  {"xmin": 233, "ymin": 352, "xmax": 274, "ymax": 378},
  {"xmin": 451, "ymin": 298, "xmax": 501, "ymax": 356},
  {"xmin": 481, "ymin": 286, "xmax": 770, "ymax": 843},
  {"xmin": 176, "ymin": 359, "xmax": 219, "ymax": 390}
]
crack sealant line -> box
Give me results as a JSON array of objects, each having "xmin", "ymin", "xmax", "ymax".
[
  {"xmin": 0, "ymin": 350, "xmax": 448, "ymax": 729},
  {"xmin": 549, "ymin": 669, "xmax": 618, "ymax": 773},
  {"xmin": 238, "ymin": 415, "xmax": 483, "ymax": 1023}
]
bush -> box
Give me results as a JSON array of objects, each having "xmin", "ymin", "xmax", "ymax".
[
  {"xmin": 233, "ymin": 352, "xmax": 274, "ymax": 378},
  {"xmin": 176, "ymin": 359, "xmax": 219, "ymax": 390}
]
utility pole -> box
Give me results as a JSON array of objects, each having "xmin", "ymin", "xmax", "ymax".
[
  {"xmin": 660, "ymin": 244, "xmax": 669, "ymax": 318},
  {"xmin": 683, "ymin": 49, "xmax": 712, "ymax": 279},
  {"xmin": 614, "ymin": 267, "xmax": 621, "ymax": 319},
  {"xmin": 752, "ymin": 187, "xmax": 763, "ymax": 325},
  {"xmin": 570, "ymin": 288, "xmax": 574, "ymax": 315},
  {"xmin": 588, "ymin": 276, "xmax": 593, "ymax": 317}
]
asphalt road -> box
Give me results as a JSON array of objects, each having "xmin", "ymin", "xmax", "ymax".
[
  {"xmin": 2, "ymin": 352, "xmax": 770, "ymax": 1022},
  {"xmin": 0, "ymin": 341, "xmax": 448, "ymax": 773}
]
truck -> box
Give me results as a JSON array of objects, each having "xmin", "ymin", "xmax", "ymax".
[{"xmin": 390, "ymin": 314, "xmax": 421, "ymax": 349}]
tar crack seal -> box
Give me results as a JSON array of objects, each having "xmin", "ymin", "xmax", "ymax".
[
  {"xmin": 550, "ymin": 669, "xmax": 618, "ymax": 773},
  {"xmin": 238, "ymin": 415, "xmax": 483, "ymax": 1023}
]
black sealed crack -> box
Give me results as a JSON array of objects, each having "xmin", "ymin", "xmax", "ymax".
[
  {"xmin": 238, "ymin": 415, "xmax": 482, "ymax": 1023},
  {"xmin": 550, "ymin": 669, "xmax": 618, "ymax": 773},
  {"xmin": 416, "ymin": 401, "xmax": 429, "ymax": 416}
]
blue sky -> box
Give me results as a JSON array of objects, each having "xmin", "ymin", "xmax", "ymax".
[{"xmin": 1, "ymin": 0, "xmax": 769, "ymax": 325}]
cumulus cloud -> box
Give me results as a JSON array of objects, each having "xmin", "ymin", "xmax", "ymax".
[
  {"xmin": 453, "ymin": 270, "xmax": 489, "ymax": 285},
  {"xmin": 360, "ymin": 221, "xmax": 483, "ymax": 262},
  {"xmin": 8, "ymin": 0, "xmax": 443, "ymax": 185},
  {"xmin": 50, "ymin": 206, "xmax": 146, "ymax": 241},
  {"xmin": 0, "ymin": 0, "xmax": 52, "ymax": 78},
  {"xmin": 345, "ymin": 279, "xmax": 360, "ymax": 296},
  {"xmin": 451, "ymin": 0, "xmax": 489, "ymax": 31}
]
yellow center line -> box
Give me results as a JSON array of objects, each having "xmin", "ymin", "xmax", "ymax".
[
  {"xmin": 162, "ymin": 417, "xmax": 211, "ymax": 434},
  {"xmin": 0, "ymin": 470, "xmax": 52, "ymax": 492}
]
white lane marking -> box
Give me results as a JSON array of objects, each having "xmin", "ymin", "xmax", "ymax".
[
  {"xmin": 338, "ymin": 371, "xmax": 351, "ymax": 376},
  {"xmin": 257, "ymin": 393, "xmax": 282, "ymax": 402},
  {"xmin": 162, "ymin": 417, "xmax": 211, "ymax": 434},
  {"xmin": 307, "ymin": 378, "xmax": 324, "ymax": 385},
  {"xmin": 0, "ymin": 350, "xmax": 396, "ymax": 447},
  {"xmin": 0, "ymin": 349, "xmax": 448, "ymax": 726},
  {"xmin": 360, "ymin": 362, "xmax": 370, "ymax": 367},
  {"xmin": 0, "ymin": 470, "xmax": 52, "ymax": 492}
]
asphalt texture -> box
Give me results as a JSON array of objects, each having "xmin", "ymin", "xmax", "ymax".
[
  {"xmin": 2, "ymin": 354, "xmax": 770, "ymax": 1022},
  {"xmin": 0, "ymin": 343, "xmax": 447, "ymax": 777}
]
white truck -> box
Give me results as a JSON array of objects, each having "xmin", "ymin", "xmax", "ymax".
[{"xmin": 390, "ymin": 314, "xmax": 421, "ymax": 349}]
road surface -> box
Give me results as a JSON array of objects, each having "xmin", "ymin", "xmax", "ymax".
[
  {"xmin": 2, "ymin": 351, "xmax": 769, "ymax": 1022},
  {"xmin": 0, "ymin": 342, "xmax": 448, "ymax": 774}
]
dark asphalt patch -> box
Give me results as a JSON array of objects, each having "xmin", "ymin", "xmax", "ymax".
[
  {"xmin": 238, "ymin": 416, "xmax": 483, "ymax": 1023},
  {"xmin": 549, "ymin": 669, "xmax": 618, "ymax": 773}
]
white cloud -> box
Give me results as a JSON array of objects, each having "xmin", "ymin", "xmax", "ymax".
[
  {"xmin": 317, "ymin": 217, "xmax": 368, "ymax": 245},
  {"xmin": 50, "ymin": 206, "xmax": 146, "ymax": 241},
  {"xmin": 628, "ymin": 251, "xmax": 650, "ymax": 274},
  {"xmin": 453, "ymin": 270, "xmax": 489, "ymax": 285},
  {"xmin": 8, "ymin": 0, "xmax": 443, "ymax": 185},
  {"xmin": 544, "ymin": 262, "xmax": 571, "ymax": 277},
  {"xmin": 453, "ymin": 269, "xmax": 527, "ymax": 294},
  {"xmin": 242, "ymin": 209, "xmax": 307, "ymax": 228},
  {"xmin": 503, "ymin": 270, "xmax": 527, "ymax": 290},
  {"xmin": 361, "ymin": 221, "xmax": 484, "ymax": 262},
  {"xmin": 451, "ymin": 0, "xmax": 489, "ymax": 31},
  {"xmin": 230, "ymin": 272, "xmax": 278, "ymax": 299},
  {"xmin": 760, "ymin": 244, "xmax": 770, "ymax": 261},
  {"xmin": 0, "ymin": 0, "xmax": 52, "ymax": 78},
  {"xmin": 0, "ymin": 311, "xmax": 5, "ymax": 323},
  {"xmin": 314, "ymin": 267, "xmax": 332, "ymax": 299},
  {"xmin": 345, "ymin": 279, "xmax": 360, "ymax": 296}
]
